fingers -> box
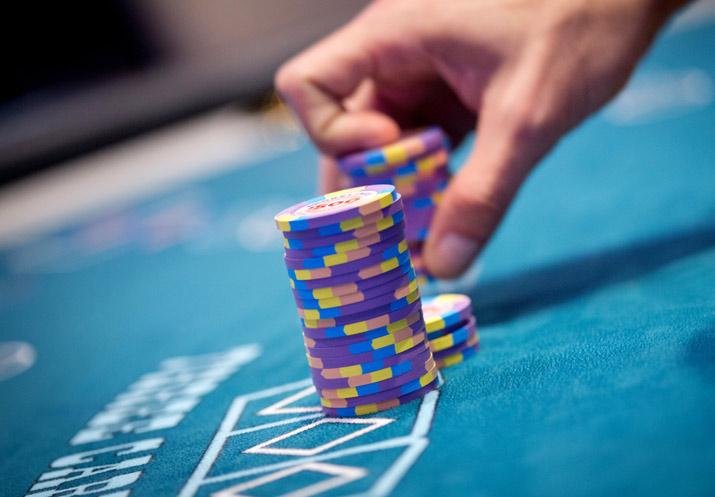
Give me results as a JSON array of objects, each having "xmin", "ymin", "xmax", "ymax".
[
  {"xmin": 424, "ymin": 99, "xmax": 560, "ymax": 279},
  {"xmin": 275, "ymin": 23, "xmax": 401, "ymax": 156}
]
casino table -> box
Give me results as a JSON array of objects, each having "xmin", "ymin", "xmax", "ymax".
[{"xmin": 1, "ymin": 9, "xmax": 714, "ymax": 497}]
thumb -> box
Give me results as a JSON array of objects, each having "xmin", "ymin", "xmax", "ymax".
[{"xmin": 424, "ymin": 111, "xmax": 555, "ymax": 278}]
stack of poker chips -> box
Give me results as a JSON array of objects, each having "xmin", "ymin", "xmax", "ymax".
[
  {"xmin": 335, "ymin": 127, "xmax": 451, "ymax": 283},
  {"xmin": 274, "ymin": 185, "xmax": 438, "ymax": 416},
  {"xmin": 421, "ymin": 294, "xmax": 480, "ymax": 369}
]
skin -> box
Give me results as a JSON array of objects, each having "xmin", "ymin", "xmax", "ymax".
[{"xmin": 275, "ymin": 0, "xmax": 689, "ymax": 278}]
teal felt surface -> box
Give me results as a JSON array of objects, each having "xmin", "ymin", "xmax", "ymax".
[{"xmin": 1, "ymin": 17, "xmax": 714, "ymax": 497}]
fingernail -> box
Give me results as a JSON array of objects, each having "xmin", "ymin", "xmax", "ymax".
[{"xmin": 434, "ymin": 233, "xmax": 480, "ymax": 277}]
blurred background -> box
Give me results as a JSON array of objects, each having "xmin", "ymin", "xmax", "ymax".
[{"xmin": 0, "ymin": 0, "xmax": 372, "ymax": 183}]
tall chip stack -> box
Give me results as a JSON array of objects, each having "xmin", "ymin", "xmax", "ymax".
[
  {"xmin": 274, "ymin": 185, "xmax": 438, "ymax": 416},
  {"xmin": 335, "ymin": 127, "xmax": 451, "ymax": 284}
]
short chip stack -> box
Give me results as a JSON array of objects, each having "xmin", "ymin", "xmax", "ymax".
[
  {"xmin": 335, "ymin": 127, "xmax": 451, "ymax": 284},
  {"xmin": 274, "ymin": 185, "xmax": 438, "ymax": 416},
  {"xmin": 421, "ymin": 294, "xmax": 480, "ymax": 369}
]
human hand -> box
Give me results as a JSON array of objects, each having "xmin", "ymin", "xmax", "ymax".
[{"xmin": 275, "ymin": 0, "xmax": 686, "ymax": 278}]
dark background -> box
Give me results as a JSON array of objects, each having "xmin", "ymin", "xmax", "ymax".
[{"xmin": 0, "ymin": 0, "xmax": 371, "ymax": 183}]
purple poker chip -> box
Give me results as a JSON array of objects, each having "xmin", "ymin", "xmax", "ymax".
[
  {"xmin": 428, "ymin": 315, "xmax": 477, "ymax": 353},
  {"xmin": 345, "ymin": 146, "xmax": 448, "ymax": 180},
  {"xmin": 275, "ymin": 185, "xmax": 398, "ymax": 232},
  {"xmin": 296, "ymin": 276, "xmax": 417, "ymax": 315},
  {"xmin": 284, "ymin": 232, "xmax": 405, "ymax": 269},
  {"xmin": 281, "ymin": 198, "xmax": 403, "ymax": 239},
  {"xmin": 317, "ymin": 356, "xmax": 436, "ymax": 398},
  {"xmin": 301, "ymin": 296, "xmax": 422, "ymax": 330},
  {"xmin": 433, "ymin": 329, "xmax": 480, "ymax": 360},
  {"xmin": 306, "ymin": 330, "xmax": 426, "ymax": 369},
  {"xmin": 351, "ymin": 150, "xmax": 448, "ymax": 185},
  {"xmin": 426, "ymin": 317, "xmax": 471, "ymax": 341},
  {"xmin": 310, "ymin": 341, "xmax": 430, "ymax": 380},
  {"xmin": 321, "ymin": 380, "xmax": 438, "ymax": 417},
  {"xmin": 319, "ymin": 363, "xmax": 438, "ymax": 407},
  {"xmin": 293, "ymin": 262, "xmax": 416, "ymax": 300},
  {"xmin": 301, "ymin": 307, "xmax": 424, "ymax": 340},
  {"xmin": 293, "ymin": 268, "xmax": 415, "ymax": 303},
  {"xmin": 282, "ymin": 216, "xmax": 405, "ymax": 250},
  {"xmin": 402, "ymin": 191, "xmax": 442, "ymax": 212},
  {"xmin": 295, "ymin": 285, "xmax": 419, "ymax": 320},
  {"xmin": 286, "ymin": 241, "xmax": 408, "ymax": 279},
  {"xmin": 284, "ymin": 222, "xmax": 406, "ymax": 258},
  {"xmin": 396, "ymin": 169, "xmax": 450, "ymax": 198},
  {"xmin": 303, "ymin": 322, "xmax": 422, "ymax": 358},
  {"xmin": 337, "ymin": 127, "xmax": 450, "ymax": 173},
  {"xmin": 289, "ymin": 251, "xmax": 411, "ymax": 289},
  {"xmin": 305, "ymin": 319, "xmax": 419, "ymax": 348},
  {"xmin": 310, "ymin": 346, "xmax": 432, "ymax": 388}
]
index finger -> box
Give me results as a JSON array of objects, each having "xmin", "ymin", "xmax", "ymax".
[{"xmin": 275, "ymin": 23, "xmax": 401, "ymax": 156}]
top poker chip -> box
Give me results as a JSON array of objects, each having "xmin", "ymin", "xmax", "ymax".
[
  {"xmin": 420, "ymin": 294, "xmax": 473, "ymax": 333},
  {"xmin": 274, "ymin": 185, "xmax": 399, "ymax": 232},
  {"xmin": 337, "ymin": 127, "xmax": 450, "ymax": 173}
]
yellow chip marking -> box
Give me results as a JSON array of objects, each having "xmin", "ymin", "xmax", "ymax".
[
  {"xmin": 334, "ymin": 239, "xmax": 359, "ymax": 252},
  {"xmin": 343, "ymin": 322, "xmax": 368, "ymax": 335},
  {"xmin": 310, "ymin": 288, "xmax": 333, "ymax": 299},
  {"xmin": 293, "ymin": 269, "xmax": 312, "ymax": 280},
  {"xmin": 323, "ymin": 253, "xmax": 348, "ymax": 266},
  {"xmin": 371, "ymin": 368, "xmax": 392, "ymax": 382},
  {"xmin": 383, "ymin": 144, "xmax": 409, "ymax": 163},
  {"xmin": 375, "ymin": 216, "xmax": 396, "ymax": 230},
  {"xmin": 355, "ymin": 404, "xmax": 378, "ymax": 415},
  {"xmin": 340, "ymin": 364, "xmax": 363, "ymax": 376}
]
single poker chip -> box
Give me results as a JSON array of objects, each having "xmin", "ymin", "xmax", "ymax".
[
  {"xmin": 428, "ymin": 315, "xmax": 477, "ymax": 352},
  {"xmin": 435, "ymin": 340, "xmax": 481, "ymax": 370},
  {"xmin": 421, "ymin": 294, "xmax": 473, "ymax": 333},
  {"xmin": 319, "ymin": 366, "xmax": 437, "ymax": 407},
  {"xmin": 352, "ymin": 162, "xmax": 448, "ymax": 189},
  {"xmin": 347, "ymin": 146, "xmax": 448, "ymax": 178},
  {"xmin": 312, "ymin": 341, "xmax": 430, "ymax": 379},
  {"xmin": 281, "ymin": 198, "xmax": 403, "ymax": 239},
  {"xmin": 293, "ymin": 262, "xmax": 415, "ymax": 300},
  {"xmin": 293, "ymin": 270, "xmax": 415, "ymax": 303},
  {"xmin": 395, "ymin": 170, "xmax": 450, "ymax": 198},
  {"xmin": 284, "ymin": 222, "xmax": 405, "ymax": 258},
  {"xmin": 303, "ymin": 322, "xmax": 421, "ymax": 358},
  {"xmin": 318, "ymin": 356, "xmax": 436, "ymax": 399},
  {"xmin": 301, "ymin": 308, "xmax": 423, "ymax": 339},
  {"xmin": 284, "ymin": 233, "xmax": 405, "ymax": 269},
  {"xmin": 310, "ymin": 346, "xmax": 432, "ymax": 388},
  {"xmin": 283, "ymin": 215, "xmax": 405, "ymax": 250},
  {"xmin": 426, "ymin": 317, "xmax": 470, "ymax": 341},
  {"xmin": 321, "ymin": 380, "xmax": 437, "ymax": 417},
  {"xmin": 305, "ymin": 316, "xmax": 420, "ymax": 348},
  {"xmin": 337, "ymin": 127, "xmax": 449, "ymax": 172},
  {"xmin": 290, "ymin": 251, "xmax": 411, "ymax": 288},
  {"xmin": 301, "ymin": 295, "xmax": 421, "ymax": 330},
  {"xmin": 354, "ymin": 148, "xmax": 449, "ymax": 183},
  {"xmin": 296, "ymin": 286, "xmax": 420, "ymax": 320},
  {"xmin": 403, "ymin": 191, "xmax": 443, "ymax": 212},
  {"xmin": 307, "ymin": 331, "xmax": 426, "ymax": 369},
  {"xmin": 283, "ymin": 238, "xmax": 407, "ymax": 281},
  {"xmin": 433, "ymin": 331, "xmax": 480, "ymax": 361},
  {"xmin": 275, "ymin": 185, "xmax": 398, "ymax": 232},
  {"xmin": 297, "ymin": 277, "xmax": 418, "ymax": 312}
]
